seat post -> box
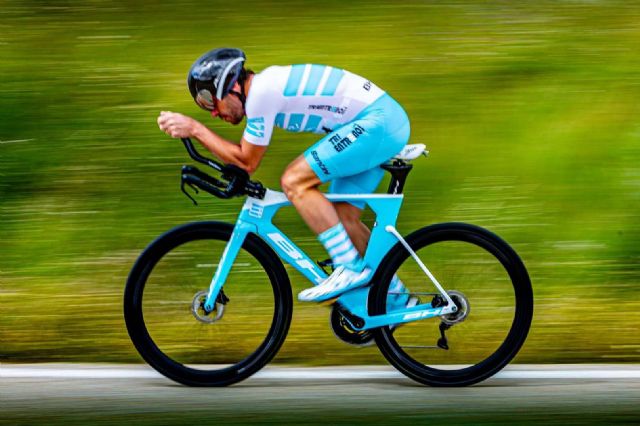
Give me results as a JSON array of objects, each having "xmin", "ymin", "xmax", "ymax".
[{"xmin": 381, "ymin": 159, "xmax": 413, "ymax": 194}]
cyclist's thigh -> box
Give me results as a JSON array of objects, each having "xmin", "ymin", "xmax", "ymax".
[
  {"xmin": 303, "ymin": 93, "xmax": 410, "ymax": 209},
  {"xmin": 304, "ymin": 94, "xmax": 410, "ymax": 179},
  {"xmin": 303, "ymin": 117, "xmax": 385, "ymax": 184}
]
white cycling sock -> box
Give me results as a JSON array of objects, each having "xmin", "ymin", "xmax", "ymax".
[
  {"xmin": 389, "ymin": 275, "xmax": 405, "ymax": 294},
  {"xmin": 318, "ymin": 222, "xmax": 360, "ymax": 267}
]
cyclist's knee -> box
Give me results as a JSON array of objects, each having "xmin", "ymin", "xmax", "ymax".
[
  {"xmin": 281, "ymin": 162, "xmax": 319, "ymax": 201},
  {"xmin": 280, "ymin": 171, "xmax": 298, "ymax": 200}
]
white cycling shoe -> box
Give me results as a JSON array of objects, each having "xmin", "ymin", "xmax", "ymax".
[{"xmin": 298, "ymin": 262, "xmax": 372, "ymax": 303}]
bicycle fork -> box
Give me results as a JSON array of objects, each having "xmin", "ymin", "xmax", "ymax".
[{"xmin": 203, "ymin": 220, "xmax": 255, "ymax": 313}]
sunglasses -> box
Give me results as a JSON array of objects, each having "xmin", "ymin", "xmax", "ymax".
[{"xmin": 195, "ymin": 89, "xmax": 218, "ymax": 113}]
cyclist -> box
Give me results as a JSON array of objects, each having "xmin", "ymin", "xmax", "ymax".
[{"xmin": 158, "ymin": 47, "xmax": 413, "ymax": 307}]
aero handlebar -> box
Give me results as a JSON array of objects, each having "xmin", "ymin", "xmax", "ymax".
[{"xmin": 179, "ymin": 138, "xmax": 265, "ymax": 203}]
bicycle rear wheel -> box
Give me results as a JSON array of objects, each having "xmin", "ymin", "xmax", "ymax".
[
  {"xmin": 370, "ymin": 222, "xmax": 533, "ymax": 386},
  {"xmin": 124, "ymin": 222, "xmax": 292, "ymax": 386}
]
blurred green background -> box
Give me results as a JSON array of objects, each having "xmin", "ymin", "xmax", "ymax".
[{"xmin": 1, "ymin": 0, "xmax": 638, "ymax": 364}]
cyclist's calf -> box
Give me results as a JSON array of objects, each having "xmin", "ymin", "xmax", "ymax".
[{"xmin": 335, "ymin": 202, "xmax": 370, "ymax": 256}]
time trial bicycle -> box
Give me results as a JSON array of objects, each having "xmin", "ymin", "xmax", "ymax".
[{"xmin": 124, "ymin": 138, "xmax": 533, "ymax": 387}]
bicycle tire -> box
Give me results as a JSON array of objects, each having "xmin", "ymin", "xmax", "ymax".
[
  {"xmin": 370, "ymin": 222, "xmax": 533, "ymax": 387},
  {"xmin": 124, "ymin": 221, "xmax": 292, "ymax": 386}
]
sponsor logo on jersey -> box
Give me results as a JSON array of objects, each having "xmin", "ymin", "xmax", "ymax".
[
  {"xmin": 245, "ymin": 117, "xmax": 265, "ymax": 138},
  {"xmin": 363, "ymin": 81, "xmax": 372, "ymax": 91},
  {"xmin": 329, "ymin": 124, "xmax": 366, "ymax": 152},
  {"xmin": 308, "ymin": 105, "xmax": 347, "ymax": 115},
  {"xmin": 351, "ymin": 123, "xmax": 366, "ymax": 138},
  {"xmin": 310, "ymin": 150, "xmax": 330, "ymax": 175},
  {"xmin": 334, "ymin": 138, "xmax": 352, "ymax": 152}
]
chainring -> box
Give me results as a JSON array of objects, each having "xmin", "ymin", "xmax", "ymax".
[{"xmin": 329, "ymin": 305, "xmax": 375, "ymax": 347}]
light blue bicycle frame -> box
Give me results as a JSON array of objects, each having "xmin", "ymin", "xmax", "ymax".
[{"xmin": 203, "ymin": 189, "xmax": 456, "ymax": 330}]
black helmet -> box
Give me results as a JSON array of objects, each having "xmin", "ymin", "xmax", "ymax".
[{"xmin": 188, "ymin": 48, "xmax": 246, "ymax": 110}]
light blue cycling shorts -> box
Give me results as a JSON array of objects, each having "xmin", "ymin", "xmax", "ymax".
[{"xmin": 304, "ymin": 93, "xmax": 410, "ymax": 209}]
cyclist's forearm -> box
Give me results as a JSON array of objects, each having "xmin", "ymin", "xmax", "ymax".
[{"xmin": 192, "ymin": 122, "xmax": 251, "ymax": 170}]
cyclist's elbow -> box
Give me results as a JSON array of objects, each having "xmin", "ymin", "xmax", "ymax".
[
  {"xmin": 243, "ymin": 163, "xmax": 258, "ymax": 175},
  {"xmin": 235, "ymin": 157, "xmax": 258, "ymax": 175},
  {"xmin": 238, "ymin": 154, "xmax": 261, "ymax": 175},
  {"xmin": 238, "ymin": 140, "xmax": 266, "ymax": 176}
]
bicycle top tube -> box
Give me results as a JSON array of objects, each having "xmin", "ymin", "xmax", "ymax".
[
  {"xmin": 244, "ymin": 188, "xmax": 403, "ymax": 207},
  {"xmin": 236, "ymin": 189, "xmax": 405, "ymax": 281}
]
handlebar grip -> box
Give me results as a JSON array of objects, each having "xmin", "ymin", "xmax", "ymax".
[
  {"xmin": 182, "ymin": 165, "xmax": 226, "ymax": 189},
  {"xmin": 182, "ymin": 174, "xmax": 233, "ymax": 199},
  {"xmin": 178, "ymin": 138, "xmax": 266, "ymax": 200}
]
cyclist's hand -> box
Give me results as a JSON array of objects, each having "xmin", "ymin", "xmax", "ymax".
[{"xmin": 157, "ymin": 111, "xmax": 198, "ymax": 138}]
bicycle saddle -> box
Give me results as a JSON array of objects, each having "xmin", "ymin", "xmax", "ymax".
[{"xmin": 394, "ymin": 143, "xmax": 428, "ymax": 161}]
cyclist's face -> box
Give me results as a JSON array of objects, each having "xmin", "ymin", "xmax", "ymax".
[{"xmin": 210, "ymin": 83, "xmax": 244, "ymax": 125}]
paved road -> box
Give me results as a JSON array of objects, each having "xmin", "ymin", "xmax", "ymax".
[{"xmin": 1, "ymin": 364, "xmax": 639, "ymax": 425}]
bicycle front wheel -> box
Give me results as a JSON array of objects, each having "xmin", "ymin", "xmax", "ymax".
[
  {"xmin": 370, "ymin": 223, "xmax": 533, "ymax": 386},
  {"xmin": 124, "ymin": 222, "xmax": 292, "ymax": 386}
]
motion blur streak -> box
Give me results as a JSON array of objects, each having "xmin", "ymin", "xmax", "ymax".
[{"xmin": 0, "ymin": 1, "xmax": 639, "ymax": 366}]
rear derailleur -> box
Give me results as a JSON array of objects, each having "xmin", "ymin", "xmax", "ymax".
[{"xmin": 431, "ymin": 291, "xmax": 470, "ymax": 350}]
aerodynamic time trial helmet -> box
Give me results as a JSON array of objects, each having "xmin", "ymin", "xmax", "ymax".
[{"xmin": 187, "ymin": 48, "xmax": 246, "ymax": 111}]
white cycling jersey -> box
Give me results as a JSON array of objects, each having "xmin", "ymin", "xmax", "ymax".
[{"xmin": 242, "ymin": 64, "xmax": 385, "ymax": 146}]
